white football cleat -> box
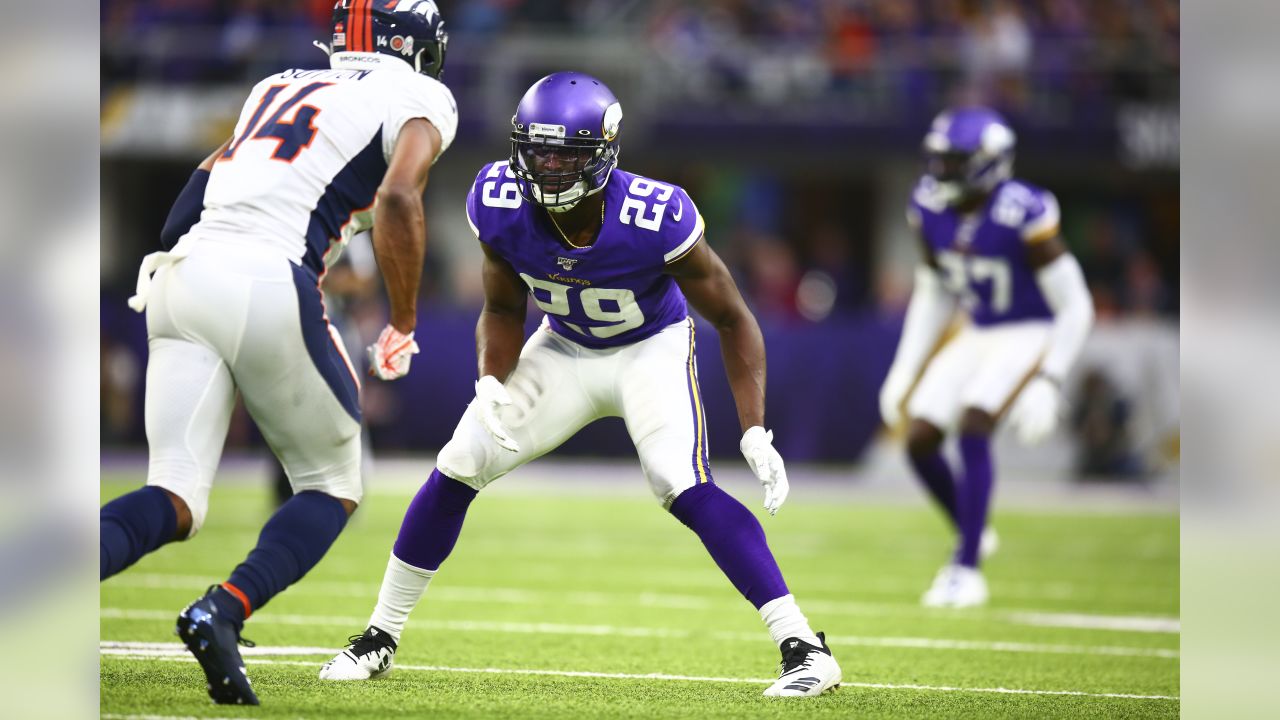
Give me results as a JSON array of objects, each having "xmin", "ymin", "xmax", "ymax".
[
  {"xmin": 319, "ymin": 626, "xmax": 397, "ymax": 680},
  {"xmin": 921, "ymin": 565, "xmax": 989, "ymax": 608},
  {"xmin": 762, "ymin": 632, "xmax": 842, "ymax": 697},
  {"xmin": 980, "ymin": 527, "xmax": 999, "ymax": 561}
]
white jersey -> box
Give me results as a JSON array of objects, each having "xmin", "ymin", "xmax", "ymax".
[{"xmin": 189, "ymin": 61, "xmax": 457, "ymax": 275}]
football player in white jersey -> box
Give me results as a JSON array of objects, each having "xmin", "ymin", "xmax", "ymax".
[{"xmin": 99, "ymin": 0, "xmax": 457, "ymax": 705}]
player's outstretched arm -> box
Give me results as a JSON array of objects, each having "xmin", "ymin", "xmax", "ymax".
[
  {"xmin": 1008, "ymin": 236, "xmax": 1096, "ymax": 444},
  {"xmin": 476, "ymin": 243, "xmax": 528, "ymax": 383},
  {"xmin": 879, "ymin": 234, "xmax": 957, "ymax": 427},
  {"xmin": 670, "ymin": 241, "xmax": 788, "ymax": 514},
  {"xmin": 373, "ymin": 118, "xmax": 441, "ymax": 334},
  {"xmin": 472, "ymin": 243, "xmax": 528, "ymax": 452},
  {"xmin": 669, "ymin": 241, "xmax": 765, "ymax": 432},
  {"xmin": 366, "ymin": 118, "xmax": 442, "ymax": 381}
]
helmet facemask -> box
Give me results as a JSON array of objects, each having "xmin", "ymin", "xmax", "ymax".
[
  {"xmin": 922, "ymin": 122, "xmax": 1014, "ymax": 207},
  {"xmin": 510, "ymin": 130, "xmax": 617, "ymax": 212}
]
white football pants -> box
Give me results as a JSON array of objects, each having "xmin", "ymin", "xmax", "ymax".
[
  {"xmin": 142, "ymin": 241, "xmax": 363, "ymax": 535},
  {"xmin": 437, "ymin": 317, "xmax": 713, "ymax": 507},
  {"xmin": 908, "ymin": 319, "xmax": 1053, "ymax": 430}
]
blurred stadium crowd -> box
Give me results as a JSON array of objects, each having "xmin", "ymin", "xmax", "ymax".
[
  {"xmin": 104, "ymin": 0, "xmax": 1178, "ymax": 109},
  {"xmin": 100, "ymin": 0, "xmax": 1179, "ymax": 476}
]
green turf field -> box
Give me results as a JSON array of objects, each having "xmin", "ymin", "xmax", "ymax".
[{"xmin": 101, "ymin": 471, "xmax": 1178, "ymax": 719}]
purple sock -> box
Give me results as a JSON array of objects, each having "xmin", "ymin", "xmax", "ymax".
[
  {"xmin": 668, "ymin": 483, "xmax": 789, "ymax": 609},
  {"xmin": 955, "ymin": 435, "xmax": 994, "ymax": 568},
  {"xmin": 908, "ymin": 451, "xmax": 959, "ymax": 529},
  {"xmin": 392, "ymin": 469, "xmax": 478, "ymax": 570}
]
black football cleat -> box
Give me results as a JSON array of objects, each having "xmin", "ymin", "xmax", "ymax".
[{"xmin": 175, "ymin": 588, "xmax": 260, "ymax": 705}]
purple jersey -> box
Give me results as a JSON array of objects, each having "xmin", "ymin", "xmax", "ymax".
[
  {"xmin": 466, "ymin": 161, "xmax": 705, "ymax": 348},
  {"xmin": 908, "ymin": 177, "xmax": 1060, "ymax": 326}
]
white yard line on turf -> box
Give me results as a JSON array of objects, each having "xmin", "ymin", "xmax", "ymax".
[
  {"xmin": 1003, "ymin": 612, "xmax": 1180, "ymax": 633},
  {"xmin": 98, "ymin": 650, "xmax": 1179, "ymax": 702},
  {"xmin": 102, "ymin": 641, "xmax": 335, "ymax": 657},
  {"xmin": 101, "ymin": 610, "xmax": 1177, "ymax": 659},
  {"xmin": 108, "ymin": 573, "xmax": 1180, "ymax": 633}
]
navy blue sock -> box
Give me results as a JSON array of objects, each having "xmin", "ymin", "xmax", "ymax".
[
  {"xmin": 101, "ymin": 486, "xmax": 178, "ymax": 580},
  {"xmin": 669, "ymin": 483, "xmax": 789, "ymax": 609},
  {"xmin": 392, "ymin": 469, "xmax": 478, "ymax": 570},
  {"xmin": 219, "ymin": 491, "xmax": 349, "ymax": 624}
]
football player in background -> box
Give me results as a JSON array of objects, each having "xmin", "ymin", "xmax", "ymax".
[
  {"xmin": 320, "ymin": 72, "xmax": 842, "ymax": 698},
  {"xmin": 878, "ymin": 108, "xmax": 1095, "ymax": 608},
  {"xmin": 98, "ymin": 1, "xmax": 456, "ymax": 705}
]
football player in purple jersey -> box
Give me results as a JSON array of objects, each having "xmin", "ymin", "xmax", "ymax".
[
  {"xmin": 320, "ymin": 72, "xmax": 841, "ymax": 697},
  {"xmin": 879, "ymin": 108, "xmax": 1096, "ymax": 607}
]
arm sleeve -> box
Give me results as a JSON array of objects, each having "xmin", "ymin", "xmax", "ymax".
[
  {"xmin": 886, "ymin": 265, "xmax": 956, "ymax": 382},
  {"xmin": 382, "ymin": 75, "xmax": 458, "ymax": 163},
  {"xmin": 661, "ymin": 186, "xmax": 706, "ymax": 264},
  {"xmin": 159, "ymin": 169, "xmax": 210, "ymax": 250},
  {"xmin": 1035, "ymin": 253, "xmax": 1095, "ymax": 381}
]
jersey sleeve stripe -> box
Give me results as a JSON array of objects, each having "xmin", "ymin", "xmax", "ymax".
[
  {"xmin": 664, "ymin": 212, "xmax": 705, "ymax": 264},
  {"xmin": 465, "ymin": 205, "xmax": 480, "ymax": 239},
  {"xmin": 1021, "ymin": 193, "xmax": 1060, "ymax": 242}
]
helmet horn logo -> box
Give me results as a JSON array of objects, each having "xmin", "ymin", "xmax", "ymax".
[{"xmin": 602, "ymin": 102, "xmax": 622, "ymax": 141}]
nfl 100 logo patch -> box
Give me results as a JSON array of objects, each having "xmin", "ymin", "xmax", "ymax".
[{"xmin": 556, "ymin": 257, "xmax": 580, "ymax": 271}]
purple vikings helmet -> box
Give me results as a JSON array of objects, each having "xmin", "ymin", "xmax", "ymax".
[
  {"xmin": 510, "ymin": 72, "xmax": 623, "ymax": 212},
  {"xmin": 922, "ymin": 107, "xmax": 1015, "ymax": 205},
  {"xmin": 327, "ymin": 0, "xmax": 448, "ymax": 79}
]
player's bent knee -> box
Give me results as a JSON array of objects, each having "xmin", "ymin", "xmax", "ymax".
[
  {"xmin": 436, "ymin": 432, "xmax": 500, "ymax": 491},
  {"xmin": 959, "ymin": 408, "xmax": 996, "ymax": 436},
  {"xmin": 647, "ymin": 470, "xmax": 700, "ymax": 510},
  {"xmin": 159, "ymin": 488, "xmax": 195, "ymax": 540},
  {"xmin": 906, "ymin": 419, "xmax": 945, "ymax": 458},
  {"xmin": 146, "ymin": 479, "xmax": 206, "ymax": 538}
]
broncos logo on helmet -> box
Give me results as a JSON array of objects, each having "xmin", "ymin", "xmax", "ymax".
[{"xmin": 322, "ymin": 0, "xmax": 448, "ymax": 79}]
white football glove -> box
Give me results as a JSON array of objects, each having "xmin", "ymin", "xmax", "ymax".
[
  {"xmin": 367, "ymin": 324, "xmax": 419, "ymax": 381},
  {"xmin": 475, "ymin": 375, "xmax": 520, "ymax": 453},
  {"xmin": 740, "ymin": 426, "xmax": 789, "ymax": 515},
  {"xmin": 878, "ymin": 368, "xmax": 913, "ymax": 427},
  {"xmin": 1007, "ymin": 375, "xmax": 1063, "ymax": 445}
]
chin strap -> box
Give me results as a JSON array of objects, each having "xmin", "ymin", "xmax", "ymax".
[{"xmin": 313, "ymin": 40, "xmax": 331, "ymax": 57}]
